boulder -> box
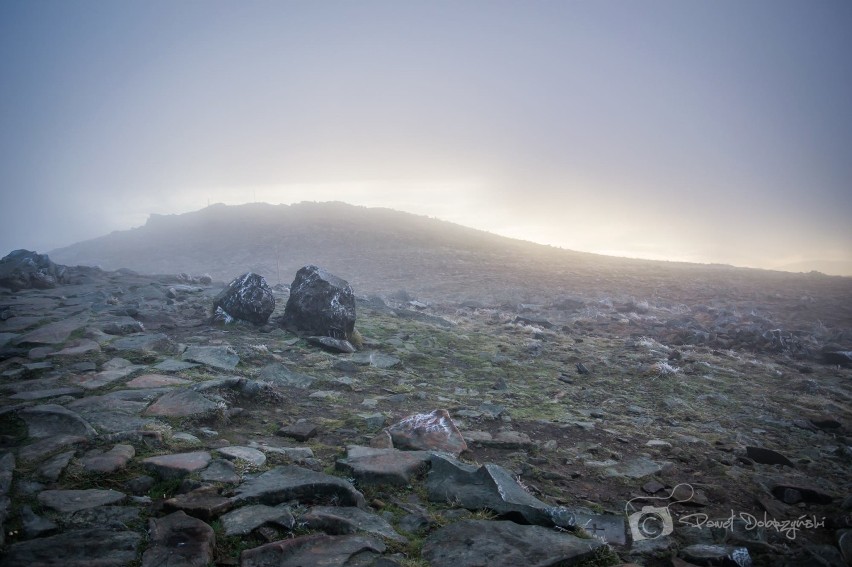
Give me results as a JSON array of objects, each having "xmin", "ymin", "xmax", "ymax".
[
  {"xmin": 212, "ymin": 272, "xmax": 275, "ymax": 325},
  {"xmin": 281, "ymin": 265, "xmax": 356, "ymax": 341},
  {"xmin": 0, "ymin": 250, "xmax": 66, "ymax": 291},
  {"xmin": 387, "ymin": 409, "xmax": 467, "ymax": 456}
]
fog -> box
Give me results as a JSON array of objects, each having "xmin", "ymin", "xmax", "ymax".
[{"xmin": 1, "ymin": 1, "xmax": 851, "ymax": 274}]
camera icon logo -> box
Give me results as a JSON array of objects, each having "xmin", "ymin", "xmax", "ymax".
[{"xmin": 627, "ymin": 505, "xmax": 674, "ymax": 541}]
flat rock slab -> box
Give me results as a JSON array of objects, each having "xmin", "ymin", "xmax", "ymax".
[
  {"xmin": 144, "ymin": 389, "xmax": 218, "ymax": 418},
  {"xmin": 37, "ymin": 488, "xmax": 126, "ymax": 514},
  {"xmin": 301, "ymin": 505, "xmax": 407, "ymax": 543},
  {"xmin": 200, "ymin": 458, "xmax": 240, "ymax": 483},
  {"xmin": 277, "ymin": 421, "xmax": 319, "ymax": 441},
  {"xmin": 142, "ymin": 511, "xmax": 215, "ymax": 567},
  {"xmin": 0, "ymin": 315, "xmax": 43, "ymax": 332},
  {"xmin": 220, "ymin": 504, "xmax": 295, "ymax": 536},
  {"xmin": 49, "ymin": 339, "xmax": 101, "ymax": 357},
  {"xmin": 152, "ymin": 359, "xmax": 199, "ymax": 372},
  {"xmin": 240, "ymin": 534, "xmax": 385, "ymax": 567},
  {"xmin": 217, "ymin": 446, "xmax": 267, "ymax": 467},
  {"xmin": 164, "ymin": 488, "xmax": 233, "ymax": 521},
  {"xmin": 422, "ymin": 520, "xmax": 604, "ymax": 567},
  {"xmin": 232, "ymin": 465, "xmax": 366, "ymax": 508},
  {"xmin": 387, "ymin": 409, "xmax": 468, "ymax": 456},
  {"xmin": 18, "ymin": 434, "xmax": 87, "ymax": 463},
  {"xmin": 0, "ymin": 528, "xmax": 141, "ymax": 567},
  {"xmin": 258, "ymin": 363, "xmax": 316, "ymax": 388},
  {"xmin": 100, "ymin": 316, "xmax": 145, "ymax": 336},
  {"xmin": 605, "ymin": 456, "xmax": 672, "ymax": 479},
  {"xmin": 680, "ymin": 544, "xmax": 752, "ymax": 567},
  {"xmin": 349, "ymin": 351, "xmax": 401, "ymax": 369},
  {"xmin": 143, "ymin": 451, "xmax": 212, "ymax": 479},
  {"xmin": 79, "ymin": 444, "xmax": 135, "ymax": 474},
  {"xmin": 68, "ymin": 361, "xmax": 145, "ymax": 390},
  {"xmin": 14, "ymin": 315, "xmax": 90, "ymax": 345},
  {"xmin": 427, "ymin": 454, "xmax": 570, "ymax": 527},
  {"xmin": 18, "ymin": 404, "xmax": 97, "ymax": 439},
  {"xmin": 110, "ymin": 333, "xmax": 172, "ymax": 353},
  {"xmin": 126, "ymin": 373, "xmax": 191, "ymax": 388},
  {"xmin": 182, "ymin": 345, "xmax": 239, "ymax": 370},
  {"xmin": 336, "ymin": 445, "xmax": 431, "ymax": 486},
  {"xmin": 9, "ymin": 387, "xmax": 84, "ymax": 401}
]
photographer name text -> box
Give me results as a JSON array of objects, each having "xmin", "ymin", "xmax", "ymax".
[{"xmin": 679, "ymin": 511, "xmax": 825, "ymax": 541}]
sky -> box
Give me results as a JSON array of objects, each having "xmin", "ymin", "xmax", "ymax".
[{"xmin": 1, "ymin": 1, "xmax": 851, "ymax": 274}]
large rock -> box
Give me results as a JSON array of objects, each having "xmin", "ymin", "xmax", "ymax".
[
  {"xmin": 240, "ymin": 534, "xmax": 385, "ymax": 567},
  {"xmin": 281, "ymin": 265, "xmax": 356, "ymax": 341},
  {"xmin": 231, "ymin": 465, "xmax": 366, "ymax": 508},
  {"xmin": 142, "ymin": 511, "xmax": 215, "ymax": 567},
  {"xmin": 336, "ymin": 445, "xmax": 432, "ymax": 486},
  {"xmin": 0, "ymin": 528, "xmax": 141, "ymax": 566},
  {"xmin": 0, "ymin": 250, "xmax": 66, "ymax": 291},
  {"xmin": 427, "ymin": 454, "xmax": 575, "ymax": 528},
  {"xmin": 212, "ymin": 272, "xmax": 275, "ymax": 325},
  {"xmin": 387, "ymin": 409, "xmax": 467, "ymax": 456},
  {"xmin": 422, "ymin": 520, "xmax": 604, "ymax": 567}
]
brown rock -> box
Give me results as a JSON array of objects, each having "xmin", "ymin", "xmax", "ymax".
[
  {"xmin": 386, "ymin": 409, "xmax": 467, "ymax": 455},
  {"xmin": 142, "ymin": 511, "xmax": 215, "ymax": 567},
  {"xmin": 79, "ymin": 444, "xmax": 135, "ymax": 474}
]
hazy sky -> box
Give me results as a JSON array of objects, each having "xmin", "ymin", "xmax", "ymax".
[{"xmin": 2, "ymin": 1, "xmax": 851, "ymax": 273}]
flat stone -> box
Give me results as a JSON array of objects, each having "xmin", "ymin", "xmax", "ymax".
[
  {"xmin": 220, "ymin": 504, "xmax": 295, "ymax": 536},
  {"xmin": 49, "ymin": 339, "xmax": 101, "ymax": 357},
  {"xmin": 152, "ymin": 359, "xmax": 199, "ymax": 372},
  {"xmin": 142, "ymin": 511, "xmax": 215, "ymax": 567},
  {"xmin": 746, "ymin": 446, "xmax": 794, "ymax": 467},
  {"xmin": 38, "ymin": 488, "xmax": 126, "ymax": 513},
  {"xmin": 164, "ymin": 487, "xmax": 233, "ymax": 521},
  {"xmin": 479, "ymin": 430, "xmax": 532, "ymax": 449},
  {"xmin": 427, "ymin": 453, "xmax": 572, "ymax": 527},
  {"xmin": 37, "ymin": 450, "xmax": 76, "ymax": 482},
  {"xmin": 18, "ymin": 404, "xmax": 97, "ymax": 438},
  {"xmin": 0, "ymin": 315, "xmax": 42, "ymax": 332},
  {"xmin": 231, "ymin": 465, "xmax": 366, "ymax": 508},
  {"xmin": 605, "ymin": 456, "xmax": 671, "ymax": 479},
  {"xmin": 20, "ymin": 504, "xmax": 58, "ymax": 538},
  {"xmin": 336, "ymin": 445, "xmax": 431, "ymax": 486},
  {"xmin": 301, "ymin": 505, "xmax": 407, "ymax": 543},
  {"xmin": 9, "ymin": 387, "xmax": 84, "ymax": 400},
  {"xmin": 387, "ymin": 409, "xmax": 468, "ymax": 456},
  {"xmin": 110, "ymin": 332, "xmax": 172, "ymax": 353},
  {"xmin": 307, "ymin": 336, "xmax": 356, "ymax": 353},
  {"xmin": 65, "ymin": 393, "xmax": 155, "ymax": 433},
  {"xmin": 144, "ymin": 389, "xmax": 219, "ymax": 418},
  {"xmin": 143, "ymin": 451, "xmax": 212, "ymax": 479},
  {"xmin": 258, "ymin": 363, "xmax": 316, "ymax": 388},
  {"xmin": 277, "ymin": 422, "xmax": 318, "ymax": 441},
  {"xmin": 200, "ymin": 458, "xmax": 240, "ymax": 483},
  {"xmin": 65, "ymin": 505, "xmax": 141, "ymax": 530},
  {"xmin": 79, "ymin": 444, "xmax": 135, "ymax": 474},
  {"xmin": 680, "ymin": 544, "xmax": 752, "ymax": 566},
  {"xmin": 18, "ymin": 434, "xmax": 87, "ymax": 463},
  {"xmin": 349, "ymin": 351, "xmax": 402, "ymax": 368},
  {"xmin": 240, "ymin": 534, "xmax": 385, "ymax": 567},
  {"xmin": 126, "ymin": 373, "xmax": 191, "ymax": 388},
  {"xmin": 101, "ymin": 317, "xmax": 145, "ymax": 336},
  {"xmin": 422, "ymin": 520, "xmax": 604, "ymax": 567},
  {"xmin": 0, "ymin": 528, "xmax": 141, "ymax": 567},
  {"xmin": 68, "ymin": 360, "xmax": 145, "ymax": 389},
  {"xmin": 217, "ymin": 446, "xmax": 267, "ymax": 467},
  {"xmin": 182, "ymin": 345, "xmax": 239, "ymax": 370},
  {"xmin": 15, "ymin": 315, "xmax": 90, "ymax": 345}
]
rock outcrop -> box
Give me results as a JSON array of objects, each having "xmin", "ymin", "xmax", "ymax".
[
  {"xmin": 281, "ymin": 265, "xmax": 356, "ymax": 341},
  {"xmin": 0, "ymin": 250, "xmax": 67, "ymax": 291},
  {"xmin": 212, "ymin": 272, "xmax": 275, "ymax": 325}
]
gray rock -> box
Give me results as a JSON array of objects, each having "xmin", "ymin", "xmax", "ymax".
[
  {"xmin": 18, "ymin": 434, "xmax": 87, "ymax": 463},
  {"xmin": 212, "ymin": 272, "xmax": 275, "ymax": 325},
  {"xmin": 101, "ymin": 316, "xmax": 145, "ymax": 336},
  {"xmin": 281, "ymin": 265, "xmax": 357, "ymax": 341},
  {"xmin": 336, "ymin": 445, "xmax": 431, "ymax": 486},
  {"xmin": 142, "ymin": 451, "xmax": 212, "ymax": 480},
  {"xmin": 746, "ymin": 446, "xmax": 795, "ymax": 467},
  {"xmin": 15, "ymin": 314, "xmax": 89, "ymax": 345},
  {"xmin": 258, "ymin": 363, "xmax": 316, "ymax": 388},
  {"xmin": 0, "ymin": 528, "xmax": 141, "ymax": 567},
  {"xmin": 110, "ymin": 332, "xmax": 172, "ymax": 353},
  {"xmin": 18, "ymin": 404, "xmax": 97, "ymax": 439},
  {"xmin": 182, "ymin": 345, "xmax": 239, "ymax": 370},
  {"xmin": 277, "ymin": 421, "xmax": 318, "ymax": 442},
  {"xmin": 349, "ymin": 351, "xmax": 401, "ymax": 368},
  {"xmin": 605, "ymin": 456, "xmax": 671, "ymax": 479},
  {"xmin": 231, "ymin": 465, "xmax": 366, "ymax": 508},
  {"xmin": 200, "ymin": 459, "xmax": 240, "ymax": 483},
  {"xmin": 9, "ymin": 387, "xmax": 84, "ymax": 401},
  {"xmin": 220, "ymin": 504, "xmax": 295, "ymax": 536},
  {"xmin": 427, "ymin": 454, "xmax": 571, "ymax": 527},
  {"xmin": 0, "ymin": 453, "xmax": 14, "ymax": 496},
  {"xmin": 65, "ymin": 505, "xmax": 141, "ymax": 530},
  {"xmin": 20, "ymin": 504, "xmax": 57, "ymax": 538},
  {"xmin": 240, "ymin": 534, "xmax": 385, "ymax": 567},
  {"xmin": 37, "ymin": 488, "xmax": 126, "ymax": 513},
  {"xmin": 422, "ymin": 520, "xmax": 604, "ymax": 567},
  {"xmin": 144, "ymin": 389, "xmax": 219, "ymax": 418},
  {"xmin": 163, "ymin": 487, "xmax": 233, "ymax": 521},
  {"xmin": 387, "ymin": 409, "xmax": 467, "ymax": 456},
  {"xmin": 152, "ymin": 358, "xmax": 199, "ymax": 372},
  {"xmin": 217, "ymin": 446, "xmax": 267, "ymax": 467},
  {"xmin": 142, "ymin": 511, "xmax": 215, "ymax": 567},
  {"xmin": 78, "ymin": 444, "xmax": 135, "ymax": 474},
  {"xmin": 0, "ymin": 250, "xmax": 67, "ymax": 291},
  {"xmin": 301, "ymin": 505, "xmax": 407, "ymax": 543},
  {"xmin": 306, "ymin": 335, "xmax": 356, "ymax": 353},
  {"xmin": 681, "ymin": 544, "xmax": 752, "ymax": 566},
  {"xmin": 37, "ymin": 450, "xmax": 76, "ymax": 482}
]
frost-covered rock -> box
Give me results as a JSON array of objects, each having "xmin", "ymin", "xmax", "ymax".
[
  {"xmin": 212, "ymin": 272, "xmax": 275, "ymax": 325},
  {"xmin": 281, "ymin": 266, "xmax": 356, "ymax": 341},
  {"xmin": 0, "ymin": 250, "xmax": 67, "ymax": 291}
]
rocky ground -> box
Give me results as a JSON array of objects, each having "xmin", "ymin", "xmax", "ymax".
[{"xmin": 0, "ymin": 265, "xmax": 850, "ymax": 566}]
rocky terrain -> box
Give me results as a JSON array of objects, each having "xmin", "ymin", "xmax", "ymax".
[{"xmin": 1, "ymin": 226, "xmax": 851, "ymax": 565}]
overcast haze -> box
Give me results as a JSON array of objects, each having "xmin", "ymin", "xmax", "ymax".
[{"xmin": 1, "ymin": 1, "xmax": 851, "ymax": 274}]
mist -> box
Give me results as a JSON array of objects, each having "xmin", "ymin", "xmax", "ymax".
[{"xmin": 1, "ymin": 1, "xmax": 851, "ymax": 274}]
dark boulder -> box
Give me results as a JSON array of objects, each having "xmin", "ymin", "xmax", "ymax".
[
  {"xmin": 0, "ymin": 250, "xmax": 67, "ymax": 291},
  {"xmin": 281, "ymin": 266, "xmax": 356, "ymax": 341},
  {"xmin": 212, "ymin": 272, "xmax": 275, "ymax": 325}
]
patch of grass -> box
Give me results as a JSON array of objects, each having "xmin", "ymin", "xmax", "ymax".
[
  {"xmin": 147, "ymin": 477, "xmax": 183, "ymax": 500},
  {"xmin": 572, "ymin": 544, "xmax": 622, "ymax": 567}
]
